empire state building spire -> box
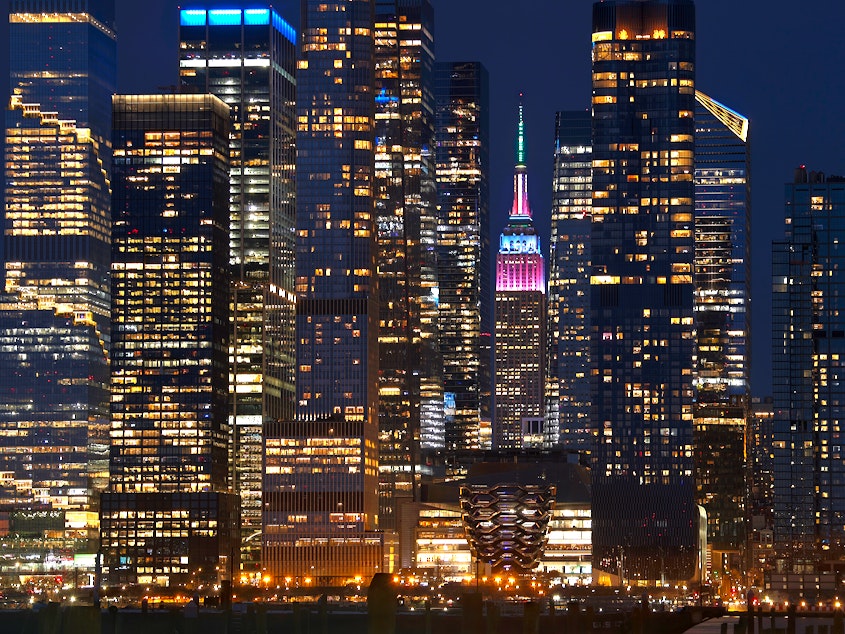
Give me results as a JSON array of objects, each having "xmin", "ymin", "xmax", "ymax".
[{"xmin": 511, "ymin": 97, "xmax": 532, "ymax": 219}]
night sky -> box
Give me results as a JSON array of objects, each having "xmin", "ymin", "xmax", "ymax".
[{"xmin": 2, "ymin": 0, "xmax": 844, "ymax": 398}]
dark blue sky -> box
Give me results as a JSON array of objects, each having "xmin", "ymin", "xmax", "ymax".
[{"xmin": 2, "ymin": 0, "xmax": 844, "ymax": 398}]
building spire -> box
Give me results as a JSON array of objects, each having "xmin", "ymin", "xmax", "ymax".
[
  {"xmin": 511, "ymin": 95, "xmax": 531, "ymax": 219},
  {"xmin": 516, "ymin": 95, "xmax": 526, "ymax": 167}
]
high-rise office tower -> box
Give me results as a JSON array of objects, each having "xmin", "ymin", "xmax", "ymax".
[
  {"xmin": 7, "ymin": 0, "xmax": 115, "ymax": 149},
  {"xmin": 547, "ymin": 110, "xmax": 592, "ymax": 452},
  {"xmin": 772, "ymin": 168, "xmax": 845, "ymax": 576},
  {"xmin": 100, "ymin": 94, "xmax": 239, "ymax": 587},
  {"xmin": 178, "ymin": 5, "xmax": 297, "ymax": 577},
  {"xmin": 590, "ymin": 0, "xmax": 698, "ymax": 582},
  {"xmin": 373, "ymin": 0, "xmax": 441, "ymax": 531},
  {"xmin": 435, "ymin": 61, "xmax": 490, "ymax": 452},
  {"xmin": 262, "ymin": 0, "xmax": 382, "ymax": 584},
  {"xmin": 494, "ymin": 104, "xmax": 546, "ymax": 451},
  {"xmin": 693, "ymin": 91, "xmax": 750, "ymax": 577},
  {"xmin": 0, "ymin": 0, "xmax": 115, "ymax": 551}
]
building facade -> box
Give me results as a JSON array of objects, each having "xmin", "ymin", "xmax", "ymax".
[
  {"xmin": 693, "ymin": 91, "xmax": 751, "ymax": 579},
  {"xmin": 590, "ymin": 0, "xmax": 698, "ymax": 583},
  {"xmin": 178, "ymin": 5, "xmax": 297, "ymax": 577},
  {"xmin": 100, "ymin": 94, "xmax": 238, "ymax": 587},
  {"xmin": 373, "ymin": 0, "xmax": 442, "ymax": 531},
  {"xmin": 0, "ymin": 0, "xmax": 115, "ymax": 554},
  {"xmin": 8, "ymin": 0, "xmax": 115, "ymax": 151},
  {"xmin": 772, "ymin": 169, "xmax": 845, "ymax": 577},
  {"xmin": 494, "ymin": 104, "xmax": 546, "ymax": 451},
  {"xmin": 547, "ymin": 110, "xmax": 592, "ymax": 452},
  {"xmin": 434, "ymin": 61, "xmax": 490, "ymax": 453},
  {"xmin": 262, "ymin": 0, "xmax": 383, "ymax": 585}
]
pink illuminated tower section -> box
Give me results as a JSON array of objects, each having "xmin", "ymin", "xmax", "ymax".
[{"xmin": 494, "ymin": 100, "xmax": 547, "ymax": 450}]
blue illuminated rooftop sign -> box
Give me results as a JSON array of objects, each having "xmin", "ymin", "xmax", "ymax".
[
  {"xmin": 208, "ymin": 9, "xmax": 241, "ymax": 25},
  {"xmin": 179, "ymin": 7, "xmax": 296, "ymax": 44},
  {"xmin": 272, "ymin": 10, "xmax": 296, "ymax": 44},
  {"xmin": 180, "ymin": 9, "xmax": 206, "ymax": 26},
  {"xmin": 244, "ymin": 9, "xmax": 270, "ymax": 25}
]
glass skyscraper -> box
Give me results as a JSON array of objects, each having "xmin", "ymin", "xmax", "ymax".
[
  {"xmin": 100, "ymin": 94, "xmax": 238, "ymax": 588},
  {"xmin": 262, "ymin": 0, "xmax": 383, "ymax": 585},
  {"xmin": 773, "ymin": 168, "xmax": 845, "ymax": 576},
  {"xmin": 547, "ymin": 110, "xmax": 592, "ymax": 452},
  {"xmin": 693, "ymin": 90, "xmax": 750, "ymax": 577},
  {"xmin": 373, "ymin": 0, "xmax": 441, "ymax": 531},
  {"xmin": 494, "ymin": 104, "xmax": 546, "ymax": 451},
  {"xmin": 0, "ymin": 0, "xmax": 115, "ymax": 552},
  {"xmin": 434, "ymin": 61, "xmax": 490, "ymax": 453},
  {"xmin": 590, "ymin": 0, "xmax": 698, "ymax": 583},
  {"xmin": 178, "ymin": 5, "xmax": 297, "ymax": 577},
  {"xmin": 8, "ymin": 0, "xmax": 115, "ymax": 149}
]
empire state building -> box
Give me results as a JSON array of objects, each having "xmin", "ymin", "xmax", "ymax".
[{"xmin": 494, "ymin": 102, "xmax": 547, "ymax": 450}]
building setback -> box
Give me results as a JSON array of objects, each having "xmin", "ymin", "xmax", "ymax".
[
  {"xmin": 434, "ymin": 61, "xmax": 490, "ymax": 453},
  {"xmin": 262, "ymin": 0, "xmax": 383, "ymax": 585},
  {"xmin": 589, "ymin": 0, "xmax": 698, "ymax": 583},
  {"xmin": 374, "ymin": 0, "xmax": 442, "ymax": 531},
  {"xmin": 100, "ymin": 94, "xmax": 238, "ymax": 587},
  {"xmin": 178, "ymin": 5, "xmax": 297, "ymax": 577},
  {"xmin": 693, "ymin": 91, "xmax": 751, "ymax": 579},
  {"xmin": 494, "ymin": 104, "xmax": 546, "ymax": 451},
  {"xmin": 0, "ymin": 0, "xmax": 115, "ymax": 552}
]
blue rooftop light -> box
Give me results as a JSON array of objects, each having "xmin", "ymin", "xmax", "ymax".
[
  {"xmin": 271, "ymin": 10, "xmax": 297, "ymax": 44},
  {"xmin": 208, "ymin": 9, "xmax": 242, "ymax": 26},
  {"xmin": 180, "ymin": 9, "xmax": 207, "ymax": 26},
  {"xmin": 244, "ymin": 9, "xmax": 270, "ymax": 25}
]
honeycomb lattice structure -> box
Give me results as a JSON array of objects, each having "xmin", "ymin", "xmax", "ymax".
[{"xmin": 460, "ymin": 483, "xmax": 556, "ymax": 572}]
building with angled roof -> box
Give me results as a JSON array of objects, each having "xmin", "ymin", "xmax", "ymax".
[{"xmin": 693, "ymin": 90, "xmax": 751, "ymax": 582}]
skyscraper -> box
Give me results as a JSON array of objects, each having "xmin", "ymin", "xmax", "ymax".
[
  {"xmin": 100, "ymin": 94, "xmax": 238, "ymax": 587},
  {"xmin": 435, "ymin": 61, "xmax": 490, "ymax": 452},
  {"xmin": 693, "ymin": 90, "xmax": 750, "ymax": 578},
  {"xmin": 373, "ymin": 0, "xmax": 441, "ymax": 531},
  {"xmin": 262, "ymin": 0, "xmax": 383, "ymax": 584},
  {"xmin": 178, "ymin": 5, "xmax": 297, "ymax": 577},
  {"xmin": 772, "ymin": 168, "xmax": 845, "ymax": 577},
  {"xmin": 547, "ymin": 110, "xmax": 592, "ymax": 452},
  {"xmin": 590, "ymin": 0, "xmax": 698, "ymax": 583},
  {"xmin": 0, "ymin": 0, "xmax": 115, "ymax": 552},
  {"xmin": 8, "ymin": 0, "xmax": 115, "ymax": 149},
  {"xmin": 494, "ymin": 103, "xmax": 546, "ymax": 451}
]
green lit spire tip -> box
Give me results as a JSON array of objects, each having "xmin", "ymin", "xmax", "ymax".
[{"xmin": 516, "ymin": 96, "xmax": 526, "ymax": 166}]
